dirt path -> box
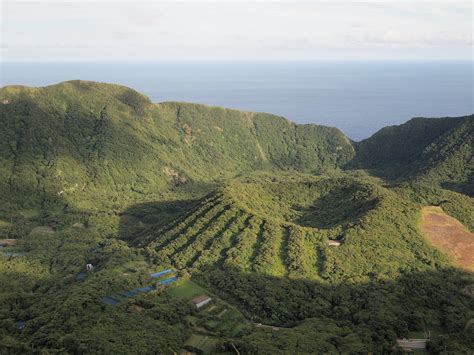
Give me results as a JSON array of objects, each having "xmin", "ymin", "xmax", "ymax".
[
  {"xmin": 253, "ymin": 322, "xmax": 292, "ymax": 330},
  {"xmin": 217, "ymin": 309, "xmax": 228, "ymax": 318},
  {"xmin": 420, "ymin": 206, "xmax": 474, "ymax": 272}
]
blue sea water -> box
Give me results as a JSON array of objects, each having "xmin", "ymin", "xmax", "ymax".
[{"xmin": 1, "ymin": 61, "xmax": 472, "ymax": 141}]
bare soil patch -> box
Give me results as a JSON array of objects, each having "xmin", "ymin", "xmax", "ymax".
[
  {"xmin": 421, "ymin": 206, "xmax": 474, "ymax": 272},
  {"xmin": 133, "ymin": 305, "xmax": 144, "ymax": 312},
  {"xmin": 0, "ymin": 239, "xmax": 17, "ymax": 247}
]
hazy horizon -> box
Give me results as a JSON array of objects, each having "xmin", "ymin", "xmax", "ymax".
[{"xmin": 1, "ymin": 1, "xmax": 472, "ymax": 140}]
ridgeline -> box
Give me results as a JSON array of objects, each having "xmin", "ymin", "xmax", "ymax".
[{"xmin": 0, "ymin": 81, "xmax": 472, "ymax": 353}]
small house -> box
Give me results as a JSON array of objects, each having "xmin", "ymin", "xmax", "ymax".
[
  {"xmin": 328, "ymin": 240, "xmax": 341, "ymax": 246},
  {"xmin": 396, "ymin": 338, "xmax": 427, "ymax": 351},
  {"xmin": 192, "ymin": 295, "xmax": 212, "ymax": 309}
]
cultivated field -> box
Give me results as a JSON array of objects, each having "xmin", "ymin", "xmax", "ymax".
[{"xmin": 421, "ymin": 206, "xmax": 474, "ymax": 272}]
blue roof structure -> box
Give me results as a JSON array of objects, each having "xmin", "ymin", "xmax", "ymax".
[
  {"xmin": 150, "ymin": 269, "xmax": 173, "ymax": 278},
  {"xmin": 101, "ymin": 272, "xmax": 178, "ymax": 306},
  {"xmin": 158, "ymin": 276, "xmax": 178, "ymax": 285},
  {"xmin": 75, "ymin": 272, "xmax": 87, "ymax": 281},
  {"xmin": 2, "ymin": 251, "xmax": 27, "ymax": 257},
  {"xmin": 101, "ymin": 296, "xmax": 121, "ymax": 306},
  {"xmin": 132, "ymin": 285, "xmax": 156, "ymax": 293}
]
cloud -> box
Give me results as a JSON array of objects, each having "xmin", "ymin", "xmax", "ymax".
[
  {"xmin": 350, "ymin": 22, "xmax": 366, "ymax": 28},
  {"xmin": 2, "ymin": 1, "xmax": 472, "ymax": 61},
  {"xmin": 349, "ymin": 30, "xmax": 472, "ymax": 47}
]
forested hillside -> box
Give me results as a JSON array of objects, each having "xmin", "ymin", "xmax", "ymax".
[
  {"xmin": 0, "ymin": 80, "xmax": 354, "ymax": 214},
  {"xmin": 352, "ymin": 115, "xmax": 474, "ymax": 195},
  {"xmin": 145, "ymin": 173, "xmax": 449, "ymax": 282},
  {"xmin": 0, "ymin": 81, "xmax": 472, "ymax": 354}
]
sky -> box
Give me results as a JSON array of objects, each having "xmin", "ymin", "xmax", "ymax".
[{"xmin": 1, "ymin": 0, "xmax": 472, "ymax": 62}]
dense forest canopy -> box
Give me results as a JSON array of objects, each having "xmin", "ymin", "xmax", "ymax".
[{"xmin": 0, "ymin": 81, "xmax": 472, "ymax": 353}]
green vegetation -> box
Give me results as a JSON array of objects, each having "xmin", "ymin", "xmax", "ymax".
[
  {"xmin": 0, "ymin": 81, "xmax": 472, "ymax": 353},
  {"xmin": 351, "ymin": 116, "xmax": 474, "ymax": 196},
  {"xmin": 184, "ymin": 334, "xmax": 219, "ymax": 354},
  {"xmin": 197, "ymin": 268, "xmax": 473, "ymax": 353},
  {"xmin": 146, "ymin": 173, "xmax": 452, "ymax": 283},
  {"xmin": 167, "ymin": 280, "xmax": 208, "ymax": 299}
]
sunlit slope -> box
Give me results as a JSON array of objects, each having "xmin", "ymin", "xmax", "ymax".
[
  {"xmin": 0, "ymin": 80, "xmax": 354, "ymax": 212},
  {"xmin": 145, "ymin": 173, "xmax": 449, "ymax": 281}
]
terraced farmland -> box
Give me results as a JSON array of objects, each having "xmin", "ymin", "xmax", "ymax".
[
  {"xmin": 144, "ymin": 173, "xmax": 438, "ymax": 280},
  {"xmin": 141, "ymin": 174, "xmax": 452, "ymax": 280}
]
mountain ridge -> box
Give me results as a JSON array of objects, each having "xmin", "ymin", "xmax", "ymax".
[
  {"xmin": 0, "ymin": 80, "xmax": 355, "ymax": 211},
  {"xmin": 0, "ymin": 80, "xmax": 472, "ymax": 353}
]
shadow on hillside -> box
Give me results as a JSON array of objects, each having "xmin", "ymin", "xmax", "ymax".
[
  {"xmin": 441, "ymin": 172, "xmax": 474, "ymax": 197},
  {"xmin": 118, "ymin": 198, "xmax": 202, "ymax": 245},
  {"xmin": 4, "ymin": 267, "xmax": 472, "ymax": 354},
  {"xmin": 0, "ymin": 93, "xmax": 151, "ymax": 228},
  {"xmin": 192, "ymin": 265, "xmax": 473, "ymax": 353},
  {"xmin": 293, "ymin": 187, "xmax": 378, "ymax": 229},
  {"xmin": 0, "ymin": 175, "xmax": 91, "ymax": 239}
]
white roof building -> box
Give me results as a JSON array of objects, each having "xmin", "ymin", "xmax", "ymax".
[{"xmin": 192, "ymin": 295, "xmax": 212, "ymax": 309}]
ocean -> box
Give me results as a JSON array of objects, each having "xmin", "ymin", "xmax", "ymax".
[{"xmin": 1, "ymin": 60, "xmax": 472, "ymax": 141}]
